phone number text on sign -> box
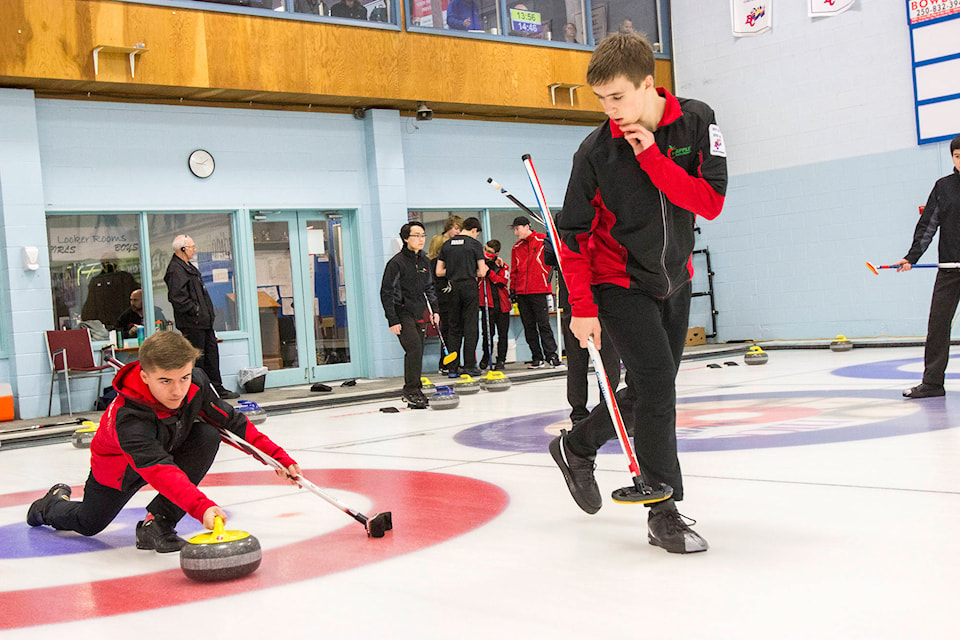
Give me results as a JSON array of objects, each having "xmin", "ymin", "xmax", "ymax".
[{"xmin": 909, "ymin": 0, "xmax": 960, "ymax": 24}]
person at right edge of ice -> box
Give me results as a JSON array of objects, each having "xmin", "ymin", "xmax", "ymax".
[
  {"xmin": 550, "ymin": 33, "xmax": 727, "ymax": 554},
  {"xmin": 894, "ymin": 135, "xmax": 960, "ymax": 400}
]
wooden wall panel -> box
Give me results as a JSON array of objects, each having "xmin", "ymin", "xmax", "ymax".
[{"xmin": 0, "ymin": 0, "xmax": 673, "ymax": 123}]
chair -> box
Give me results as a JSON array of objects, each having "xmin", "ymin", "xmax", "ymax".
[{"xmin": 45, "ymin": 329, "xmax": 117, "ymax": 416}]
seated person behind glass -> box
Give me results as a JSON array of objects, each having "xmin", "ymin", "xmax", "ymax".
[
  {"xmin": 446, "ymin": 0, "xmax": 481, "ymax": 31},
  {"xmin": 117, "ymin": 289, "xmax": 167, "ymax": 338},
  {"xmin": 293, "ymin": 0, "xmax": 326, "ymax": 14},
  {"xmin": 330, "ymin": 0, "xmax": 367, "ymax": 20}
]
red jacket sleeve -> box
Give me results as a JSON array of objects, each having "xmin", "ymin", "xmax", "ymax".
[{"xmin": 636, "ymin": 145, "xmax": 725, "ymax": 220}]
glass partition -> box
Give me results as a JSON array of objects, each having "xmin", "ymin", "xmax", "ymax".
[
  {"xmin": 47, "ymin": 214, "xmax": 143, "ymax": 332},
  {"xmin": 147, "ymin": 212, "xmax": 240, "ymax": 333}
]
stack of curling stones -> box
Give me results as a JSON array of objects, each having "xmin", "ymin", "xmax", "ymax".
[
  {"xmin": 744, "ymin": 345, "xmax": 769, "ymax": 365},
  {"xmin": 830, "ymin": 335, "xmax": 853, "ymax": 352},
  {"xmin": 180, "ymin": 516, "xmax": 261, "ymax": 582},
  {"xmin": 236, "ymin": 400, "xmax": 267, "ymax": 425},
  {"xmin": 71, "ymin": 420, "xmax": 99, "ymax": 448},
  {"xmin": 454, "ymin": 374, "xmax": 481, "ymax": 395},
  {"xmin": 430, "ymin": 385, "xmax": 460, "ymax": 410},
  {"xmin": 479, "ymin": 370, "xmax": 512, "ymax": 392}
]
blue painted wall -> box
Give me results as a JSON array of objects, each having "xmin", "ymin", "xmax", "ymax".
[{"xmin": 0, "ymin": 92, "xmax": 591, "ymax": 417}]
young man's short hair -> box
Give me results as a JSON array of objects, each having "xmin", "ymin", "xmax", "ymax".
[
  {"xmin": 586, "ymin": 33, "xmax": 656, "ymax": 88},
  {"xmin": 485, "ymin": 239, "xmax": 501, "ymax": 254},
  {"xmin": 400, "ymin": 221, "xmax": 425, "ymax": 241},
  {"xmin": 139, "ymin": 331, "xmax": 201, "ymax": 373},
  {"xmin": 463, "ymin": 217, "xmax": 483, "ymax": 232},
  {"xmin": 951, "ymin": 134, "xmax": 960, "ymax": 154},
  {"xmin": 442, "ymin": 216, "xmax": 464, "ymax": 235}
]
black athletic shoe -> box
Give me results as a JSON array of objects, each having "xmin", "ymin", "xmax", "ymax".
[
  {"xmin": 493, "ymin": 361, "xmax": 505, "ymax": 371},
  {"xmin": 214, "ymin": 386, "xmax": 241, "ymax": 399},
  {"xmin": 549, "ymin": 430, "xmax": 601, "ymax": 514},
  {"xmin": 136, "ymin": 516, "xmax": 186, "ymax": 553},
  {"xmin": 903, "ymin": 383, "xmax": 945, "ymax": 399},
  {"xmin": 647, "ymin": 501, "xmax": 709, "ymax": 554},
  {"xmin": 26, "ymin": 483, "xmax": 72, "ymax": 527},
  {"xmin": 478, "ymin": 358, "xmax": 489, "ymax": 370},
  {"xmin": 461, "ymin": 368, "xmax": 482, "ymax": 377},
  {"xmin": 528, "ymin": 359, "xmax": 545, "ymax": 369},
  {"xmin": 403, "ymin": 391, "xmax": 428, "ymax": 410},
  {"xmin": 548, "ymin": 354, "xmax": 562, "ymax": 367}
]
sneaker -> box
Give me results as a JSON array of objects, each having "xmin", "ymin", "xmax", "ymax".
[
  {"xmin": 403, "ymin": 391, "xmax": 428, "ymax": 410},
  {"xmin": 647, "ymin": 501, "xmax": 709, "ymax": 554},
  {"xmin": 461, "ymin": 368, "xmax": 482, "ymax": 377},
  {"xmin": 478, "ymin": 358, "xmax": 489, "ymax": 370},
  {"xmin": 136, "ymin": 516, "xmax": 187, "ymax": 553},
  {"xmin": 215, "ymin": 386, "xmax": 241, "ymax": 399},
  {"xmin": 903, "ymin": 383, "xmax": 945, "ymax": 399},
  {"xmin": 528, "ymin": 359, "xmax": 545, "ymax": 369},
  {"xmin": 548, "ymin": 354, "xmax": 561, "ymax": 367},
  {"xmin": 549, "ymin": 430, "xmax": 601, "ymax": 514},
  {"xmin": 26, "ymin": 483, "xmax": 72, "ymax": 527},
  {"xmin": 493, "ymin": 360, "xmax": 505, "ymax": 371}
]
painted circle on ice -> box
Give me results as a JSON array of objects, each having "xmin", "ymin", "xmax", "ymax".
[
  {"xmin": 453, "ymin": 389, "xmax": 957, "ymax": 453},
  {"xmin": 0, "ymin": 470, "xmax": 509, "ymax": 629},
  {"xmin": 832, "ymin": 354, "xmax": 960, "ymax": 380}
]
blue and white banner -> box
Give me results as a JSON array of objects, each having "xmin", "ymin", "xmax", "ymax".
[
  {"xmin": 809, "ymin": 0, "xmax": 855, "ymax": 18},
  {"xmin": 731, "ymin": 0, "xmax": 772, "ymax": 37}
]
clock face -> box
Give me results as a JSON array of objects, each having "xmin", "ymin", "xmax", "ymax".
[{"xmin": 188, "ymin": 149, "xmax": 215, "ymax": 178}]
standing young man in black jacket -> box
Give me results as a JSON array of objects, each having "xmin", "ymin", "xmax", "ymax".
[
  {"xmin": 164, "ymin": 235, "xmax": 239, "ymax": 399},
  {"xmin": 380, "ymin": 221, "xmax": 439, "ymax": 409},
  {"xmin": 436, "ymin": 217, "xmax": 488, "ymax": 376},
  {"xmin": 895, "ymin": 134, "xmax": 960, "ymax": 399},
  {"xmin": 550, "ymin": 33, "xmax": 727, "ymax": 554}
]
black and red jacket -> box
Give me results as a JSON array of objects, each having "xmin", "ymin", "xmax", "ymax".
[
  {"xmin": 479, "ymin": 255, "xmax": 511, "ymax": 312},
  {"xmin": 558, "ymin": 88, "xmax": 727, "ymax": 317},
  {"xmin": 509, "ymin": 231, "xmax": 551, "ymax": 295},
  {"xmin": 91, "ymin": 362, "xmax": 297, "ymax": 522},
  {"xmin": 905, "ymin": 168, "xmax": 960, "ymax": 264}
]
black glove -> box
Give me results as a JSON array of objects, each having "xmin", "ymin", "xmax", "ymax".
[{"xmin": 509, "ymin": 291, "xmax": 517, "ymax": 305}]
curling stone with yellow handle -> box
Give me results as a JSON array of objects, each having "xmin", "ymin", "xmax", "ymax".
[
  {"xmin": 744, "ymin": 345, "xmax": 769, "ymax": 365},
  {"xmin": 71, "ymin": 421, "xmax": 99, "ymax": 449},
  {"xmin": 454, "ymin": 373, "xmax": 481, "ymax": 395},
  {"xmin": 180, "ymin": 516, "xmax": 261, "ymax": 582},
  {"xmin": 479, "ymin": 370, "xmax": 512, "ymax": 392},
  {"xmin": 830, "ymin": 334, "xmax": 853, "ymax": 352}
]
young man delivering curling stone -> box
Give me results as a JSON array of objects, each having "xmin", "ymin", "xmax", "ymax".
[
  {"xmin": 550, "ymin": 33, "xmax": 727, "ymax": 553},
  {"xmin": 26, "ymin": 332, "xmax": 300, "ymax": 552}
]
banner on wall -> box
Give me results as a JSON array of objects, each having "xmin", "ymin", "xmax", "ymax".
[
  {"xmin": 808, "ymin": 0, "xmax": 855, "ymax": 18},
  {"xmin": 908, "ymin": 0, "xmax": 960, "ymax": 24},
  {"xmin": 731, "ymin": 0, "xmax": 772, "ymax": 37}
]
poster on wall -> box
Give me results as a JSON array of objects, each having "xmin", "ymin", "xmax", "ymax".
[
  {"xmin": 808, "ymin": 0, "xmax": 854, "ymax": 18},
  {"xmin": 907, "ymin": 1, "xmax": 960, "ymax": 143},
  {"xmin": 908, "ymin": 0, "xmax": 960, "ymax": 24},
  {"xmin": 731, "ymin": 0, "xmax": 772, "ymax": 37}
]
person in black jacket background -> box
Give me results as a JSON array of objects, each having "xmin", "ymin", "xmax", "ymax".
[
  {"xmin": 164, "ymin": 235, "xmax": 239, "ymax": 399},
  {"xmin": 380, "ymin": 221, "xmax": 439, "ymax": 408},
  {"xmin": 895, "ymin": 134, "xmax": 960, "ymax": 399}
]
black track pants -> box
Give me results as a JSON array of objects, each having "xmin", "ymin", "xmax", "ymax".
[
  {"xmin": 566, "ymin": 282, "xmax": 691, "ymax": 501},
  {"xmin": 397, "ymin": 311, "xmax": 426, "ymax": 394},
  {"xmin": 516, "ymin": 293, "xmax": 558, "ymax": 361},
  {"xmin": 563, "ymin": 312, "xmax": 622, "ymax": 423},
  {"xmin": 923, "ymin": 269, "xmax": 960, "ymax": 386},
  {"xmin": 44, "ymin": 422, "xmax": 222, "ymax": 535}
]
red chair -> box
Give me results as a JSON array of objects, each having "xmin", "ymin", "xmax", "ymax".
[{"xmin": 45, "ymin": 329, "xmax": 117, "ymax": 416}]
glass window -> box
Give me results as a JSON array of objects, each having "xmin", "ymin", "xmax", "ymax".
[
  {"xmin": 147, "ymin": 213, "xmax": 240, "ymax": 333},
  {"xmin": 47, "ymin": 214, "xmax": 142, "ymax": 333},
  {"xmin": 408, "ymin": 210, "xmax": 482, "ymax": 259},
  {"xmin": 592, "ymin": 0, "xmax": 661, "ymax": 47},
  {"xmin": 410, "ymin": 0, "xmax": 501, "ymax": 34},
  {"xmin": 488, "ymin": 207, "xmax": 547, "ymax": 254}
]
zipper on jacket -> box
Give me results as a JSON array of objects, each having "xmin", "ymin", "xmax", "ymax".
[{"xmin": 659, "ymin": 190, "xmax": 672, "ymax": 295}]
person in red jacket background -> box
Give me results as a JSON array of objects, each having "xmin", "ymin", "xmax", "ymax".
[
  {"xmin": 478, "ymin": 239, "xmax": 511, "ymax": 370},
  {"xmin": 26, "ymin": 331, "xmax": 300, "ymax": 553},
  {"xmin": 509, "ymin": 216, "xmax": 559, "ymax": 368}
]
